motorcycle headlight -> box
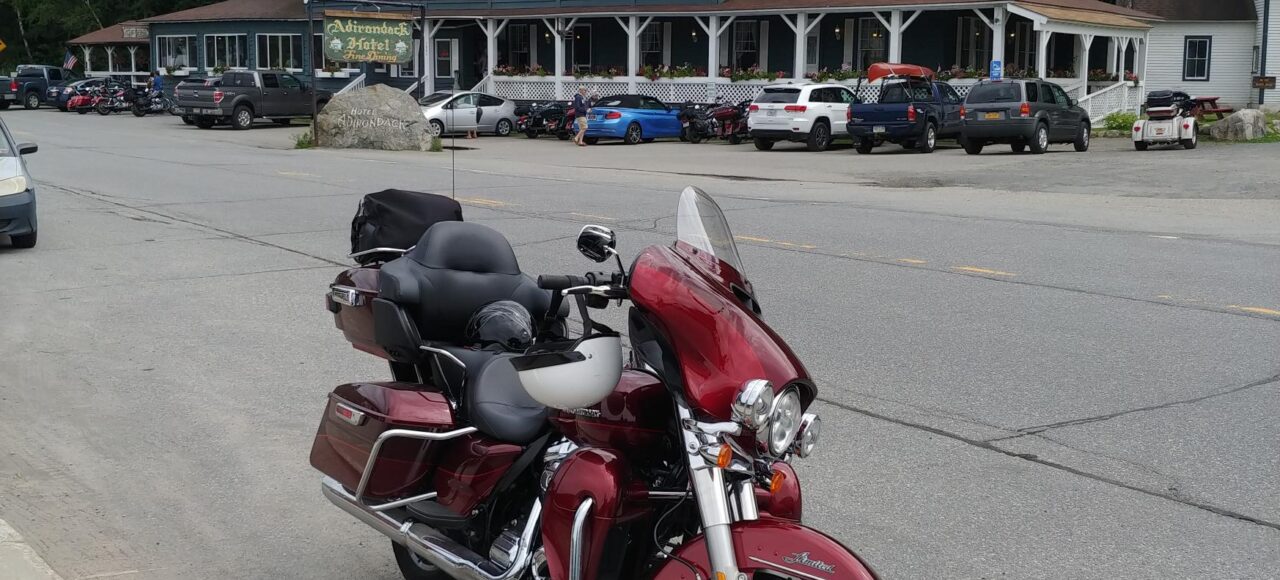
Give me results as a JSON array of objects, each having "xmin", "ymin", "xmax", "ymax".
[
  {"xmin": 767, "ymin": 389, "xmax": 803, "ymax": 456},
  {"xmin": 0, "ymin": 175, "xmax": 29, "ymax": 197},
  {"xmin": 792, "ymin": 413, "xmax": 820, "ymax": 458},
  {"xmin": 731, "ymin": 379, "xmax": 773, "ymax": 431}
]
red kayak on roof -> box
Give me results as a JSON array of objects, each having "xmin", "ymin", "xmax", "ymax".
[{"xmin": 866, "ymin": 62, "xmax": 936, "ymax": 83}]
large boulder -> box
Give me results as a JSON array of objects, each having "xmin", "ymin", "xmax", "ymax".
[
  {"xmin": 315, "ymin": 84, "xmax": 433, "ymax": 151},
  {"xmin": 1208, "ymin": 109, "xmax": 1268, "ymax": 141}
]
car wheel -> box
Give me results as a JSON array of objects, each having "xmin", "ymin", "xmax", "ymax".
[
  {"xmin": 195, "ymin": 118, "xmax": 215, "ymax": 129},
  {"xmin": 24, "ymin": 92, "xmax": 40, "ymax": 110},
  {"xmin": 963, "ymin": 138, "xmax": 985, "ymax": 155},
  {"xmin": 429, "ymin": 119, "xmax": 444, "ymax": 136},
  {"xmin": 855, "ymin": 140, "xmax": 875, "ymax": 154},
  {"xmin": 624, "ymin": 123, "xmax": 643, "ymax": 145},
  {"xmin": 1134, "ymin": 141, "xmax": 1149, "ymax": 151},
  {"xmin": 1029, "ymin": 123, "xmax": 1049, "ymax": 154},
  {"xmin": 806, "ymin": 121, "xmax": 831, "ymax": 152},
  {"xmin": 584, "ymin": 137, "xmax": 599, "ymax": 145},
  {"xmin": 1180, "ymin": 127, "xmax": 1198, "ymax": 150},
  {"xmin": 917, "ymin": 123, "xmax": 938, "ymax": 153},
  {"xmin": 754, "ymin": 138, "xmax": 775, "ymax": 151},
  {"xmin": 11, "ymin": 230, "xmax": 37, "ymax": 249},
  {"xmin": 232, "ymin": 105, "xmax": 254, "ymax": 130},
  {"xmin": 495, "ymin": 119, "xmax": 513, "ymax": 136},
  {"xmin": 1011, "ymin": 142, "xmax": 1026, "ymax": 153},
  {"xmin": 1074, "ymin": 122, "xmax": 1090, "ymax": 152}
]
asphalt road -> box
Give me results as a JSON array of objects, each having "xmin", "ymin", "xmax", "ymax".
[{"xmin": 2, "ymin": 109, "xmax": 1278, "ymax": 580}]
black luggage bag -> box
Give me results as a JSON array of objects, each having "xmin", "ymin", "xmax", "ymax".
[{"xmin": 350, "ymin": 189, "xmax": 463, "ymax": 264}]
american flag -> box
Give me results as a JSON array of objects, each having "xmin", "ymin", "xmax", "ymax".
[{"xmin": 63, "ymin": 51, "xmax": 78, "ymax": 70}]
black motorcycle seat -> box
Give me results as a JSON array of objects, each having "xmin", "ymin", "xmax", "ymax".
[
  {"xmin": 438, "ymin": 347, "xmax": 547, "ymax": 445},
  {"xmin": 378, "ymin": 222, "xmax": 553, "ymax": 344}
]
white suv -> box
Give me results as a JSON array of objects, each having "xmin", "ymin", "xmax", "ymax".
[{"xmin": 748, "ymin": 83, "xmax": 858, "ymax": 152}]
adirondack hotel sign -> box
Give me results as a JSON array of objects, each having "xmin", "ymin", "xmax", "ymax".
[{"xmin": 324, "ymin": 10, "xmax": 414, "ymax": 64}]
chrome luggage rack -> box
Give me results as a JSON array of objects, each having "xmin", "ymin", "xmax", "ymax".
[{"xmin": 348, "ymin": 246, "xmax": 413, "ymax": 264}]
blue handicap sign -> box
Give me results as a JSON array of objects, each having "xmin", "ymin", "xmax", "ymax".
[{"xmin": 990, "ymin": 60, "xmax": 1003, "ymax": 81}]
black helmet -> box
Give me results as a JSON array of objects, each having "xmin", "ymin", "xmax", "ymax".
[{"xmin": 465, "ymin": 300, "xmax": 534, "ymax": 352}]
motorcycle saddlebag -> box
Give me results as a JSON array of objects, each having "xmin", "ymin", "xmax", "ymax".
[
  {"xmin": 327, "ymin": 266, "xmax": 385, "ymax": 358},
  {"xmin": 350, "ymin": 190, "xmax": 463, "ymax": 265},
  {"xmin": 309, "ymin": 381, "xmax": 455, "ymax": 499}
]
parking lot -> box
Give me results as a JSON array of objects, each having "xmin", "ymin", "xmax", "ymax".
[{"xmin": 2, "ymin": 108, "xmax": 1279, "ymax": 579}]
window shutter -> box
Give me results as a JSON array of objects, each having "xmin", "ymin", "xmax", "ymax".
[
  {"xmin": 719, "ymin": 25, "xmax": 730, "ymax": 68},
  {"xmin": 760, "ymin": 20, "xmax": 770, "ymax": 71},
  {"xmin": 844, "ymin": 18, "xmax": 855, "ymax": 67},
  {"xmin": 663, "ymin": 22, "xmax": 672, "ymax": 67},
  {"xmin": 530, "ymin": 24, "xmax": 539, "ymax": 69}
]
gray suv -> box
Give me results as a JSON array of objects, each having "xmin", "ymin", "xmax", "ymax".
[{"xmin": 960, "ymin": 79, "xmax": 1090, "ymax": 155}]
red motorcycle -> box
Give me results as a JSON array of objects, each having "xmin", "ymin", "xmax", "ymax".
[{"xmin": 312, "ymin": 187, "xmax": 876, "ymax": 580}]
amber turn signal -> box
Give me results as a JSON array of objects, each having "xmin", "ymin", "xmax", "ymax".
[
  {"xmin": 769, "ymin": 470, "xmax": 787, "ymax": 493},
  {"xmin": 716, "ymin": 445, "xmax": 734, "ymax": 469}
]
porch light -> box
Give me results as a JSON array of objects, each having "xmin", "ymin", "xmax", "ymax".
[
  {"xmin": 834, "ymin": 26, "xmax": 841, "ymax": 40},
  {"xmin": 692, "ymin": 29, "xmax": 698, "ymax": 43}
]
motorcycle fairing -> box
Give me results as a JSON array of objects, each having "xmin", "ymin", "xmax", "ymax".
[{"xmin": 651, "ymin": 517, "xmax": 879, "ymax": 580}]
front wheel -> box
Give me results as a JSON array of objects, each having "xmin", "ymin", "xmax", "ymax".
[
  {"xmin": 525, "ymin": 130, "xmax": 539, "ymax": 139},
  {"xmin": 495, "ymin": 119, "xmax": 513, "ymax": 136},
  {"xmin": 623, "ymin": 123, "xmax": 643, "ymax": 145},
  {"xmin": 1074, "ymin": 123, "xmax": 1091, "ymax": 152},
  {"xmin": 429, "ymin": 119, "xmax": 444, "ymax": 136},
  {"xmin": 132, "ymin": 103, "xmax": 147, "ymax": 117},
  {"xmin": 753, "ymin": 137, "xmax": 775, "ymax": 151},
  {"xmin": 685, "ymin": 128, "xmax": 703, "ymax": 144},
  {"xmin": 391, "ymin": 542, "xmax": 448, "ymax": 580},
  {"xmin": 96, "ymin": 101, "xmax": 111, "ymax": 116}
]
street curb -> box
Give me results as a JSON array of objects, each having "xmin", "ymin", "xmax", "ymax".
[{"xmin": 0, "ymin": 519, "xmax": 63, "ymax": 580}]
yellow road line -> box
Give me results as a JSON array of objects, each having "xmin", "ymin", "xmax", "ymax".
[
  {"xmin": 953, "ymin": 266, "xmax": 1016, "ymax": 277},
  {"xmin": 1229, "ymin": 305, "xmax": 1280, "ymax": 317},
  {"xmin": 735, "ymin": 235, "xmax": 773, "ymax": 243},
  {"xmin": 570, "ymin": 212, "xmax": 616, "ymax": 221},
  {"xmin": 457, "ymin": 197, "xmax": 507, "ymax": 207},
  {"xmin": 897, "ymin": 258, "xmax": 928, "ymax": 265},
  {"xmin": 277, "ymin": 171, "xmax": 320, "ymax": 178}
]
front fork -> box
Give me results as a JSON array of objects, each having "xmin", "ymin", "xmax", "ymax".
[{"xmin": 676, "ymin": 403, "xmax": 757, "ymax": 580}]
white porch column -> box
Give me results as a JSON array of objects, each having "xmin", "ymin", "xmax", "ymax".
[
  {"xmin": 1036, "ymin": 30, "xmax": 1051, "ymax": 79},
  {"xmin": 1076, "ymin": 33, "xmax": 1094, "ymax": 96},
  {"xmin": 1135, "ymin": 36, "xmax": 1147, "ymax": 80},
  {"xmin": 874, "ymin": 10, "xmax": 921, "ymax": 64},
  {"xmin": 697, "ymin": 15, "xmax": 734, "ymax": 102},
  {"xmin": 106, "ymin": 46, "xmax": 114, "ymax": 73},
  {"xmin": 616, "ymin": 16, "xmax": 654, "ymax": 93},
  {"xmin": 128, "ymin": 46, "xmax": 138, "ymax": 74},
  {"xmin": 544, "ymin": 17, "xmax": 577, "ymax": 100},
  {"xmin": 82, "ymin": 46, "xmax": 93, "ymax": 74},
  {"xmin": 1106, "ymin": 37, "xmax": 1118, "ymax": 75},
  {"xmin": 477, "ymin": 18, "xmax": 509, "ymax": 93},
  {"xmin": 424, "ymin": 20, "xmax": 443, "ymax": 95},
  {"xmin": 782, "ymin": 13, "xmax": 824, "ymax": 80},
  {"xmin": 972, "ymin": 7, "xmax": 1006, "ymax": 74}
]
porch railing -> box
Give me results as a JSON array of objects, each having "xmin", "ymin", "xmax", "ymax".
[
  {"xmin": 336, "ymin": 73, "xmax": 367, "ymax": 95},
  {"xmin": 1077, "ymin": 81, "xmax": 1146, "ymax": 119}
]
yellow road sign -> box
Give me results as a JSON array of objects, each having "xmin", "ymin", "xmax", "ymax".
[{"xmin": 0, "ymin": 38, "xmax": 8, "ymax": 53}]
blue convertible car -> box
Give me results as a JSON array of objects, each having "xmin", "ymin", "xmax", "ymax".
[{"xmin": 584, "ymin": 94, "xmax": 683, "ymax": 145}]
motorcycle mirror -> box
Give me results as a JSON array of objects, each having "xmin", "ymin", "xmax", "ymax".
[{"xmin": 577, "ymin": 225, "xmax": 617, "ymax": 263}]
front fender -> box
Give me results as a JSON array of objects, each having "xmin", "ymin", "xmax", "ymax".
[{"xmin": 651, "ymin": 517, "xmax": 878, "ymax": 580}]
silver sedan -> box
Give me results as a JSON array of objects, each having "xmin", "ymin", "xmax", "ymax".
[{"xmin": 419, "ymin": 91, "xmax": 516, "ymax": 137}]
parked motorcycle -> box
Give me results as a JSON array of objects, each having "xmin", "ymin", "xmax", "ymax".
[
  {"xmin": 709, "ymin": 99, "xmax": 753, "ymax": 145},
  {"xmin": 132, "ymin": 89, "xmax": 174, "ymax": 117},
  {"xmin": 95, "ymin": 85, "xmax": 132, "ymax": 116},
  {"xmin": 517, "ymin": 102, "xmax": 572, "ymax": 140},
  {"xmin": 678, "ymin": 101, "xmax": 711, "ymax": 143},
  {"xmin": 312, "ymin": 187, "xmax": 876, "ymax": 580},
  {"xmin": 68, "ymin": 84, "xmax": 103, "ymax": 115}
]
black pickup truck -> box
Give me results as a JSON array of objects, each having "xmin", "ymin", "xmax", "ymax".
[
  {"xmin": 174, "ymin": 70, "xmax": 330, "ymax": 130},
  {"xmin": 846, "ymin": 77, "xmax": 964, "ymax": 154},
  {"xmin": 4, "ymin": 65, "xmax": 82, "ymax": 110}
]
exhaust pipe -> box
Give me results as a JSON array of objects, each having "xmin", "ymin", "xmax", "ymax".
[{"xmin": 322, "ymin": 477, "xmax": 541, "ymax": 580}]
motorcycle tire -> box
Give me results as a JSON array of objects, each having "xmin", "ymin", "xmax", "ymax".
[
  {"xmin": 557, "ymin": 131, "xmax": 572, "ymax": 141},
  {"xmin": 525, "ymin": 130, "xmax": 539, "ymax": 139},
  {"xmin": 77, "ymin": 108, "xmax": 89, "ymax": 115},
  {"xmin": 685, "ymin": 128, "xmax": 703, "ymax": 144},
  {"xmin": 96, "ymin": 101, "xmax": 111, "ymax": 116},
  {"xmin": 132, "ymin": 103, "xmax": 147, "ymax": 117},
  {"xmin": 391, "ymin": 543, "xmax": 447, "ymax": 580},
  {"xmin": 728, "ymin": 134, "xmax": 742, "ymax": 145}
]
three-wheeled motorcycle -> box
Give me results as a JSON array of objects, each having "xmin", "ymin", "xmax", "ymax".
[{"xmin": 1133, "ymin": 90, "xmax": 1198, "ymax": 151}]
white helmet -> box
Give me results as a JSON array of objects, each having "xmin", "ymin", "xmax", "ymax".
[{"xmin": 512, "ymin": 334, "xmax": 622, "ymax": 410}]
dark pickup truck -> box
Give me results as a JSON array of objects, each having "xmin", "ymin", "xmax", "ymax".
[
  {"xmin": 174, "ymin": 70, "xmax": 330, "ymax": 130},
  {"xmin": 5, "ymin": 65, "xmax": 81, "ymax": 110},
  {"xmin": 846, "ymin": 78, "xmax": 963, "ymax": 154}
]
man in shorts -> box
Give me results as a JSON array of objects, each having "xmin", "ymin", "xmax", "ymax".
[{"xmin": 572, "ymin": 86, "xmax": 591, "ymax": 146}]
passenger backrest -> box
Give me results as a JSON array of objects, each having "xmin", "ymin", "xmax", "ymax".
[{"xmin": 378, "ymin": 222, "xmax": 551, "ymax": 345}]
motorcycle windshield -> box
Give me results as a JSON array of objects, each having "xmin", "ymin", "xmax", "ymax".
[{"xmin": 674, "ymin": 187, "xmax": 751, "ymax": 298}]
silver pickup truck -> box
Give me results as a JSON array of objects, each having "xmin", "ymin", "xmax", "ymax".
[{"xmin": 173, "ymin": 70, "xmax": 330, "ymax": 130}]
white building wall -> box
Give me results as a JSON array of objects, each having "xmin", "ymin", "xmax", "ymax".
[{"xmin": 1145, "ymin": 21, "xmax": 1256, "ymax": 107}]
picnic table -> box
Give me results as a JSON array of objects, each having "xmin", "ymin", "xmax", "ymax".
[{"xmin": 1192, "ymin": 96, "xmax": 1233, "ymax": 121}]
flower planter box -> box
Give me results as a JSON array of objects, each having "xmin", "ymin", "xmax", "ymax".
[
  {"xmin": 170, "ymin": 69, "xmax": 191, "ymax": 77},
  {"xmin": 315, "ymin": 71, "xmax": 335, "ymax": 79}
]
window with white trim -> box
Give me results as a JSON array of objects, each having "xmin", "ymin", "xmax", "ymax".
[
  {"xmin": 1252, "ymin": 45, "xmax": 1260, "ymax": 74},
  {"xmin": 1183, "ymin": 36, "xmax": 1211, "ymax": 81},
  {"xmin": 256, "ymin": 34, "xmax": 303, "ymax": 70},
  {"xmin": 805, "ymin": 28, "xmax": 819, "ymax": 74},
  {"xmin": 732, "ymin": 20, "xmax": 759, "ymax": 69},
  {"xmin": 205, "ymin": 34, "xmax": 247, "ymax": 69},
  {"xmin": 955, "ymin": 16, "xmax": 991, "ymax": 70},
  {"xmin": 396, "ymin": 40, "xmax": 420, "ymax": 78},
  {"xmin": 641, "ymin": 24, "xmax": 664, "ymax": 67},
  {"xmin": 435, "ymin": 39, "xmax": 455, "ymax": 79},
  {"xmin": 509, "ymin": 25, "xmax": 530, "ymax": 68},
  {"xmin": 1010, "ymin": 21, "xmax": 1036, "ymax": 71},
  {"xmin": 156, "ymin": 35, "xmax": 196, "ymax": 69},
  {"xmin": 856, "ymin": 17, "xmax": 885, "ymax": 70}
]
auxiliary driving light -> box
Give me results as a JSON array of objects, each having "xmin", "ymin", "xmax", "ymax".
[
  {"xmin": 731, "ymin": 379, "xmax": 774, "ymax": 430},
  {"xmin": 767, "ymin": 389, "xmax": 803, "ymax": 456},
  {"xmin": 792, "ymin": 413, "xmax": 820, "ymax": 458}
]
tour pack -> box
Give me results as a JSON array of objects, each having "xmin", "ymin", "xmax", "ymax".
[{"xmin": 349, "ymin": 189, "xmax": 463, "ymax": 264}]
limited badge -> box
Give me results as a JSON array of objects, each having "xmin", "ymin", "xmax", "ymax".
[{"xmin": 782, "ymin": 552, "xmax": 837, "ymax": 574}]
